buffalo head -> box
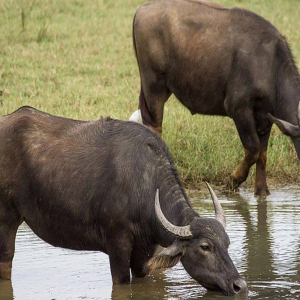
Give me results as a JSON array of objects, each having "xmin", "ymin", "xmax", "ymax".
[{"xmin": 147, "ymin": 183, "xmax": 247, "ymax": 296}]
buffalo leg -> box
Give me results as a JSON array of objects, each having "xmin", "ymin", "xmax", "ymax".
[
  {"xmin": 228, "ymin": 115, "xmax": 260, "ymax": 190},
  {"xmin": 139, "ymin": 70, "xmax": 171, "ymax": 136},
  {"xmin": 0, "ymin": 201, "xmax": 22, "ymax": 280},
  {"xmin": 107, "ymin": 232, "xmax": 133, "ymax": 284},
  {"xmin": 255, "ymin": 129, "xmax": 271, "ymax": 196},
  {"xmin": 130, "ymin": 244, "xmax": 157, "ymax": 277}
]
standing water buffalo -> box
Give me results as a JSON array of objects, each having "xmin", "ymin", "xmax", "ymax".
[
  {"xmin": 131, "ymin": 0, "xmax": 300, "ymax": 196},
  {"xmin": 0, "ymin": 107, "xmax": 246, "ymax": 296}
]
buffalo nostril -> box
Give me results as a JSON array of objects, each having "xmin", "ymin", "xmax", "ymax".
[
  {"xmin": 233, "ymin": 282, "xmax": 241, "ymax": 293},
  {"xmin": 233, "ymin": 278, "xmax": 248, "ymax": 294}
]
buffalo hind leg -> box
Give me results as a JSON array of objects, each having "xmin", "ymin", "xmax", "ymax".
[
  {"xmin": 0, "ymin": 205, "xmax": 22, "ymax": 280},
  {"xmin": 139, "ymin": 70, "xmax": 171, "ymax": 136},
  {"xmin": 130, "ymin": 244, "xmax": 157, "ymax": 278},
  {"xmin": 255, "ymin": 129, "xmax": 271, "ymax": 196},
  {"xmin": 107, "ymin": 231, "xmax": 133, "ymax": 284},
  {"xmin": 227, "ymin": 114, "xmax": 260, "ymax": 191}
]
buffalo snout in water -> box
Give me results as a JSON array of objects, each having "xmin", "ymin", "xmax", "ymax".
[{"xmin": 147, "ymin": 185, "xmax": 247, "ymax": 296}]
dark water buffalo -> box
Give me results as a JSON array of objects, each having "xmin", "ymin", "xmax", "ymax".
[
  {"xmin": 132, "ymin": 0, "xmax": 300, "ymax": 196},
  {"xmin": 0, "ymin": 107, "xmax": 246, "ymax": 295}
]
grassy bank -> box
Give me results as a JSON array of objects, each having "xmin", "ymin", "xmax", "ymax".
[{"xmin": 0, "ymin": 0, "xmax": 299, "ymax": 189}]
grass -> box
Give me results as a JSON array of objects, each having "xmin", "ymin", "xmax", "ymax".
[{"xmin": 0, "ymin": 0, "xmax": 299, "ymax": 189}]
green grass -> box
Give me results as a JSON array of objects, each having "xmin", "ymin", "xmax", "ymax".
[{"xmin": 0, "ymin": 0, "xmax": 299, "ymax": 189}]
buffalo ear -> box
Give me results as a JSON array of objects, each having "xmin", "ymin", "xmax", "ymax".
[
  {"xmin": 145, "ymin": 241, "xmax": 185, "ymax": 273},
  {"xmin": 268, "ymin": 113, "xmax": 300, "ymax": 137}
]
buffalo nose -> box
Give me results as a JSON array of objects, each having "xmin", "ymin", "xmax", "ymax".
[{"xmin": 233, "ymin": 278, "xmax": 248, "ymax": 294}]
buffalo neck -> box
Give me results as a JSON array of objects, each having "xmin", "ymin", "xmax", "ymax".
[
  {"xmin": 276, "ymin": 71, "xmax": 300, "ymax": 125},
  {"xmin": 154, "ymin": 164, "xmax": 198, "ymax": 248},
  {"xmin": 275, "ymin": 51, "xmax": 300, "ymax": 159},
  {"xmin": 275, "ymin": 37, "xmax": 300, "ymax": 125}
]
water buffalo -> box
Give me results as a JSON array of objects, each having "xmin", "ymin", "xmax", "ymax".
[
  {"xmin": 131, "ymin": 0, "xmax": 300, "ymax": 196},
  {"xmin": 0, "ymin": 106, "xmax": 247, "ymax": 296}
]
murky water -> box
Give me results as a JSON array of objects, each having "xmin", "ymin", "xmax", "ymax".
[{"xmin": 0, "ymin": 187, "xmax": 299, "ymax": 300}]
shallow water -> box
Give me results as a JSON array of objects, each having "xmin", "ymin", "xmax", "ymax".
[{"xmin": 0, "ymin": 187, "xmax": 299, "ymax": 300}]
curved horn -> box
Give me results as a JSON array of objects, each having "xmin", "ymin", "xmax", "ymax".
[
  {"xmin": 205, "ymin": 182, "xmax": 227, "ymax": 230},
  {"xmin": 268, "ymin": 113, "xmax": 300, "ymax": 137},
  {"xmin": 155, "ymin": 190, "xmax": 193, "ymax": 239}
]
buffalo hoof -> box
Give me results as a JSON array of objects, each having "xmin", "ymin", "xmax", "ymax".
[
  {"xmin": 226, "ymin": 175, "xmax": 241, "ymax": 192},
  {"xmin": 254, "ymin": 186, "xmax": 270, "ymax": 197}
]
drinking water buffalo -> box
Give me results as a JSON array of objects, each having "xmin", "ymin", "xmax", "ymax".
[
  {"xmin": 0, "ymin": 107, "xmax": 246, "ymax": 295},
  {"xmin": 131, "ymin": 0, "xmax": 300, "ymax": 196}
]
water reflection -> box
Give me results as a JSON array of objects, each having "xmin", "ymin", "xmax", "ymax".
[
  {"xmin": 202, "ymin": 187, "xmax": 300, "ymax": 300},
  {"xmin": 0, "ymin": 187, "xmax": 299, "ymax": 299},
  {"xmin": 0, "ymin": 280, "xmax": 13, "ymax": 300}
]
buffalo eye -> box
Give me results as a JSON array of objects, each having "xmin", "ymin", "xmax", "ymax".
[{"xmin": 200, "ymin": 243, "xmax": 211, "ymax": 252}]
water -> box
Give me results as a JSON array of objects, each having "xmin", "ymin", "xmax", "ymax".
[{"xmin": 0, "ymin": 187, "xmax": 299, "ymax": 300}]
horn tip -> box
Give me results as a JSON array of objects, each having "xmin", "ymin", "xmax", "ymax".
[
  {"xmin": 267, "ymin": 113, "xmax": 275, "ymax": 123},
  {"xmin": 155, "ymin": 189, "xmax": 159, "ymax": 201},
  {"xmin": 205, "ymin": 181, "xmax": 213, "ymax": 192}
]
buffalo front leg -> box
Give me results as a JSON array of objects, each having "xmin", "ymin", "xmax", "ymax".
[
  {"xmin": 0, "ymin": 210, "xmax": 22, "ymax": 280},
  {"xmin": 130, "ymin": 244, "xmax": 157, "ymax": 278},
  {"xmin": 138, "ymin": 69, "xmax": 171, "ymax": 136},
  {"xmin": 255, "ymin": 129, "xmax": 271, "ymax": 196},
  {"xmin": 227, "ymin": 114, "xmax": 260, "ymax": 191},
  {"xmin": 107, "ymin": 232, "xmax": 133, "ymax": 284}
]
